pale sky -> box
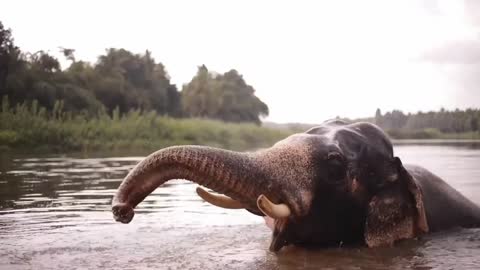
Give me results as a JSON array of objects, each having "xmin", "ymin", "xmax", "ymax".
[{"xmin": 1, "ymin": 0, "xmax": 480, "ymax": 123}]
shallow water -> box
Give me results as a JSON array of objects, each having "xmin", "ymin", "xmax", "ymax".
[{"xmin": 1, "ymin": 143, "xmax": 480, "ymax": 269}]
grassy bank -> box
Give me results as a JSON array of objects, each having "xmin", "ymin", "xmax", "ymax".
[
  {"xmin": 2, "ymin": 98, "xmax": 479, "ymax": 154},
  {"xmin": 0, "ymin": 98, "xmax": 292, "ymax": 153}
]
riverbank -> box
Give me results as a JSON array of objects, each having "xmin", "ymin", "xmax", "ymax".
[
  {"xmin": 0, "ymin": 100, "xmax": 291, "ymax": 153},
  {"xmin": 386, "ymin": 128, "xmax": 480, "ymax": 140},
  {"xmin": 1, "ymin": 100, "xmax": 479, "ymax": 153}
]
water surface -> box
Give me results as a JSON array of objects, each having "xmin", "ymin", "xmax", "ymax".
[{"xmin": 1, "ymin": 143, "xmax": 480, "ymax": 269}]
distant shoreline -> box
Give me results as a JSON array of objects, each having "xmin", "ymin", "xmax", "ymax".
[
  {"xmin": 392, "ymin": 139, "xmax": 480, "ymax": 145},
  {"xmin": 1, "ymin": 101, "xmax": 479, "ymax": 153}
]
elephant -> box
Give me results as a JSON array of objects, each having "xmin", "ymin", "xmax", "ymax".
[{"xmin": 112, "ymin": 120, "xmax": 480, "ymax": 252}]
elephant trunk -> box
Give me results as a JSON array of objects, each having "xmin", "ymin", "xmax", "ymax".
[{"xmin": 112, "ymin": 145, "xmax": 268, "ymax": 223}]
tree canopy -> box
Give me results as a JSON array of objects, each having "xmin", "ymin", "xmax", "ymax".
[
  {"xmin": 372, "ymin": 108, "xmax": 480, "ymax": 133},
  {"xmin": 0, "ymin": 21, "xmax": 269, "ymax": 123},
  {"xmin": 182, "ymin": 65, "xmax": 268, "ymax": 124}
]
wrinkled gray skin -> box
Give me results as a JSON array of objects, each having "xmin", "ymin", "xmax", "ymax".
[{"xmin": 112, "ymin": 120, "xmax": 480, "ymax": 252}]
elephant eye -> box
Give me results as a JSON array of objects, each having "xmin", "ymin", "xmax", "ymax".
[{"xmin": 327, "ymin": 152, "xmax": 346, "ymax": 181}]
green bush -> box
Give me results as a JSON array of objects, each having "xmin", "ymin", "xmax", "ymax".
[{"xmin": 0, "ymin": 96, "xmax": 292, "ymax": 153}]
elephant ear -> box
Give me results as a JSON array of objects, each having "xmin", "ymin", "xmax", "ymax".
[{"xmin": 364, "ymin": 157, "xmax": 428, "ymax": 247}]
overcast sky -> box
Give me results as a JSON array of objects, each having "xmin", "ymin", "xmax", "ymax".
[{"xmin": 1, "ymin": 0, "xmax": 480, "ymax": 123}]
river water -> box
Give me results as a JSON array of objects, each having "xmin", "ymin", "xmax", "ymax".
[{"xmin": 1, "ymin": 142, "xmax": 480, "ymax": 269}]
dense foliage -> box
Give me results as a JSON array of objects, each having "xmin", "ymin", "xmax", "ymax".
[
  {"xmin": 366, "ymin": 108, "xmax": 480, "ymax": 138},
  {"xmin": 0, "ymin": 96, "xmax": 289, "ymax": 152},
  {"xmin": 0, "ymin": 22, "xmax": 268, "ymax": 123},
  {"xmin": 182, "ymin": 65, "xmax": 268, "ymax": 124}
]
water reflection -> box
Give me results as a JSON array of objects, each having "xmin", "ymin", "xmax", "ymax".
[
  {"xmin": 1, "ymin": 142, "xmax": 480, "ymax": 269},
  {"xmin": 0, "ymin": 156, "xmax": 138, "ymax": 212}
]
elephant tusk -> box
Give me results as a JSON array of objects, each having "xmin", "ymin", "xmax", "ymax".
[
  {"xmin": 256, "ymin": 194, "xmax": 291, "ymax": 219},
  {"xmin": 196, "ymin": 186, "xmax": 245, "ymax": 209}
]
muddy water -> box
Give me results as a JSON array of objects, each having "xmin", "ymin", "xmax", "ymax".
[{"xmin": 1, "ymin": 143, "xmax": 480, "ymax": 269}]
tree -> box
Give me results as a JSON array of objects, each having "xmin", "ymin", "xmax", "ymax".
[
  {"xmin": 472, "ymin": 116, "xmax": 479, "ymax": 132},
  {"xmin": 94, "ymin": 48, "xmax": 180, "ymax": 115},
  {"xmin": 182, "ymin": 66, "xmax": 268, "ymax": 124},
  {"xmin": 374, "ymin": 108, "xmax": 382, "ymax": 126},
  {"xmin": 0, "ymin": 22, "xmax": 20, "ymax": 92},
  {"xmin": 181, "ymin": 65, "xmax": 215, "ymax": 117},
  {"xmin": 28, "ymin": 51, "xmax": 61, "ymax": 73},
  {"xmin": 59, "ymin": 47, "xmax": 76, "ymax": 63},
  {"xmin": 215, "ymin": 69, "xmax": 268, "ymax": 124}
]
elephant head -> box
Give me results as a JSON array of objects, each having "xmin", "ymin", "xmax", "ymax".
[{"xmin": 112, "ymin": 120, "xmax": 428, "ymax": 251}]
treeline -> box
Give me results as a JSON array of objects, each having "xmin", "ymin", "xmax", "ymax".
[
  {"xmin": 271, "ymin": 108, "xmax": 480, "ymax": 140},
  {"xmin": 0, "ymin": 22, "xmax": 268, "ymax": 124},
  {"xmin": 372, "ymin": 108, "xmax": 480, "ymax": 133}
]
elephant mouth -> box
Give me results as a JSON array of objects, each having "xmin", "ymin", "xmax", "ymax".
[
  {"xmin": 196, "ymin": 186, "xmax": 293, "ymax": 219},
  {"xmin": 197, "ymin": 187, "xmax": 299, "ymax": 251},
  {"xmin": 264, "ymin": 216, "xmax": 275, "ymax": 230}
]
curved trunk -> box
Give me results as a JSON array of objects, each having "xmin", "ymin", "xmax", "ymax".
[{"xmin": 112, "ymin": 145, "xmax": 269, "ymax": 223}]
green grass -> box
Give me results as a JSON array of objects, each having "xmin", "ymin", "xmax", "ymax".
[{"xmin": 0, "ymin": 97, "xmax": 292, "ymax": 153}]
